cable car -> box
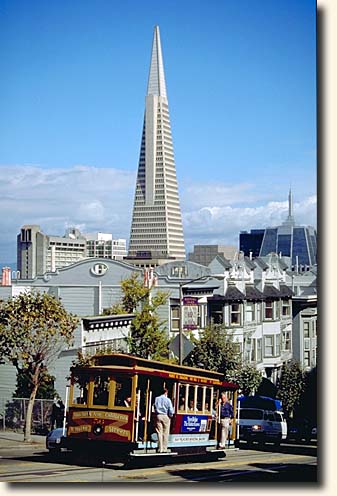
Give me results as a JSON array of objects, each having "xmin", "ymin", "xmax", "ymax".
[{"xmin": 64, "ymin": 353, "xmax": 239, "ymax": 464}]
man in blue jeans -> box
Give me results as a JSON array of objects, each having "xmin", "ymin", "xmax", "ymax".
[
  {"xmin": 218, "ymin": 392, "xmax": 234, "ymax": 448},
  {"xmin": 154, "ymin": 388, "xmax": 174, "ymax": 453}
]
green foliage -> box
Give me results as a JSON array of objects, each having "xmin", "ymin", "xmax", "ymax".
[
  {"xmin": 276, "ymin": 360, "xmax": 305, "ymax": 418},
  {"xmin": 185, "ymin": 323, "xmax": 240, "ymax": 377},
  {"xmin": 121, "ymin": 273, "xmax": 149, "ymax": 313},
  {"xmin": 230, "ymin": 364, "xmax": 263, "ymax": 396},
  {"xmin": 0, "ymin": 291, "xmax": 79, "ymax": 440},
  {"xmin": 15, "ymin": 367, "xmax": 57, "ymax": 400},
  {"xmin": 103, "ymin": 273, "xmax": 170, "ymax": 360},
  {"xmin": 0, "ymin": 291, "xmax": 79, "ymax": 371},
  {"xmin": 102, "ymin": 303, "xmax": 125, "ymax": 316},
  {"xmin": 127, "ymin": 290, "xmax": 170, "ymax": 360}
]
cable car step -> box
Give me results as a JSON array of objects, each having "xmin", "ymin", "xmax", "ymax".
[{"xmin": 130, "ymin": 450, "xmax": 178, "ymax": 457}]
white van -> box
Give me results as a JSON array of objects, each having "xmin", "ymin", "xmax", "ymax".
[{"xmin": 237, "ymin": 408, "xmax": 287, "ymax": 446}]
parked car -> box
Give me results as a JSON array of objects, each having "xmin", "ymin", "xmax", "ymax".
[
  {"xmin": 287, "ymin": 419, "xmax": 314, "ymax": 443},
  {"xmin": 46, "ymin": 428, "xmax": 67, "ymax": 454},
  {"xmin": 311, "ymin": 426, "xmax": 317, "ymax": 440}
]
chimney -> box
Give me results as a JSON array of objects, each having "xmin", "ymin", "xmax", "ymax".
[{"xmin": 1, "ymin": 267, "xmax": 12, "ymax": 286}]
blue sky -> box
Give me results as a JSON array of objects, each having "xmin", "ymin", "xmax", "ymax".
[{"xmin": 0, "ymin": 0, "xmax": 317, "ymax": 264}]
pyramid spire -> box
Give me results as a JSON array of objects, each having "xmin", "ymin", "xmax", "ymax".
[
  {"xmin": 127, "ymin": 26, "xmax": 185, "ymax": 263},
  {"xmin": 147, "ymin": 26, "xmax": 167, "ymax": 99},
  {"xmin": 282, "ymin": 187, "xmax": 295, "ymax": 227}
]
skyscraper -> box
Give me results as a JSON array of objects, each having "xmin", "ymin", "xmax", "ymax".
[
  {"xmin": 239, "ymin": 189, "xmax": 317, "ymax": 269},
  {"xmin": 127, "ymin": 26, "xmax": 185, "ymax": 264}
]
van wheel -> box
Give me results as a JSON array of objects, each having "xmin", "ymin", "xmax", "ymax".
[{"xmin": 274, "ymin": 435, "xmax": 282, "ymax": 447}]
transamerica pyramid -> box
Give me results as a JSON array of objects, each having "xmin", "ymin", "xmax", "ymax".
[{"xmin": 127, "ymin": 26, "xmax": 186, "ymax": 262}]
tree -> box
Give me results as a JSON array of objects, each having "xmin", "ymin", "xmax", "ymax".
[
  {"xmin": 0, "ymin": 291, "xmax": 79, "ymax": 441},
  {"xmin": 103, "ymin": 273, "xmax": 170, "ymax": 361},
  {"xmin": 127, "ymin": 290, "xmax": 170, "ymax": 360},
  {"xmin": 276, "ymin": 360, "xmax": 305, "ymax": 418},
  {"xmin": 231, "ymin": 364, "xmax": 263, "ymax": 396},
  {"xmin": 15, "ymin": 366, "xmax": 57, "ymax": 400},
  {"xmin": 185, "ymin": 323, "xmax": 240, "ymax": 377}
]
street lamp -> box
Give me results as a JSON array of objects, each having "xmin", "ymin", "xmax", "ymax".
[{"xmin": 178, "ymin": 273, "xmax": 225, "ymax": 365}]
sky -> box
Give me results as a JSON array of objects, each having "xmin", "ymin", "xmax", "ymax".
[{"xmin": 0, "ymin": 0, "xmax": 317, "ymax": 265}]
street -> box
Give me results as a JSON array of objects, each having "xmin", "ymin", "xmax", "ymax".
[{"xmin": 0, "ymin": 438, "xmax": 317, "ymax": 483}]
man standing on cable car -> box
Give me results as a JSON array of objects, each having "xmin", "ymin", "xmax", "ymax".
[{"xmin": 154, "ymin": 388, "xmax": 174, "ymax": 453}]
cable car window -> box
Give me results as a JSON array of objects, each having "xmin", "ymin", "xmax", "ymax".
[
  {"xmin": 197, "ymin": 387, "xmax": 203, "ymax": 411},
  {"xmin": 188, "ymin": 386, "xmax": 197, "ymax": 411},
  {"xmin": 178, "ymin": 384, "xmax": 187, "ymax": 412},
  {"xmin": 114, "ymin": 376, "xmax": 133, "ymax": 407},
  {"xmin": 71, "ymin": 373, "xmax": 89, "ymax": 406},
  {"xmin": 93, "ymin": 375, "xmax": 110, "ymax": 406},
  {"xmin": 204, "ymin": 388, "xmax": 212, "ymax": 414}
]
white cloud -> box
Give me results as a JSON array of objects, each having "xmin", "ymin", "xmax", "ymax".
[
  {"xmin": 0, "ymin": 164, "xmax": 135, "ymax": 262},
  {"xmin": 0, "ymin": 165, "xmax": 317, "ymax": 264},
  {"xmin": 183, "ymin": 196, "xmax": 317, "ymax": 253}
]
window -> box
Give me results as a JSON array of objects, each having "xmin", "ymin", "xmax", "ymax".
[
  {"xmin": 282, "ymin": 299, "xmax": 291, "ymax": 317},
  {"xmin": 275, "ymin": 334, "xmax": 280, "ymax": 356},
  {"xmin": 264, "ymin": 335, "xmax": 274, "ymax": 357},
  {"xmin": 303, "ymin": 321, "xmax": 310, "ymax": 338},
  {"xmin": 304, "ymin": 350, "xmax": 310, "ymax": 368},
  {"xmin": 171, "ymin": 306, "xmax": 180, "ymax": 331},
  {"xmin": 93, "ymin": 375, "xmax": 110, "ymax": 406},
  {"xmin": 244, "ymin": 337, "xmax": 252, "ymax": 362},
  {"xmin": 245, "ymin": 302, "xmax": 255, "ymax": 322},
  {"xmin": 113, "ymin": 376, "xmax": 133, "ymax": 407},
  {"xmin": 256, "ymin": 303, "xmax": 261, "ymax": 322},
  {"xmin": 188, "ymin": 385, "xmax": 197, "ymax": 411},
  {"xmin": 71, "ymin": 374, "xmax": 90, "ymax": 406},
  {"xmin": 256, "ymin": 338, "xmax": 262, "ymax": 362},
  {"xmin": 230, "ymin": 303, "xmax": 241, "ymax": 325},
  {"xmin": 282, "ymin": 330, "xmax": 291, "ymax": 351},
  {"xmin": 178, "ymin": 384, "xmax": 188, "ymax": 412},
  {"xmin": 265, "ymin": 301, "xmax": 273, "ymax": 320}
]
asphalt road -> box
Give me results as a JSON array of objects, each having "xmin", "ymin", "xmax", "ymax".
[{"xmin": 0, "ymin": 441, "xmax": 317, "ymax": 483}]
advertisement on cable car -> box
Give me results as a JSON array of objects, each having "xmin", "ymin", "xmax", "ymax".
[{"xmin": 181, "ymin": 415, "xmax": 208, "ymax": 433}]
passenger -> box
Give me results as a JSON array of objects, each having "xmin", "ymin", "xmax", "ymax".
[
  {"xmin": 188, "ymin": 399, "xmax": 198, "ymax": 411},
  {"xmin": 124, "ymin": 395, "xmax": 132, "ymax": 407},
  {"xmin": 154, "ymin": 388, "xmax": 174, "ymax": 453},
  {"xmin": 218, "ymin": 392, "xmax": 234, "ymax": 449}
]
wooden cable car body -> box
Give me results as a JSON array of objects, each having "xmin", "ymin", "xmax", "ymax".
[{"xmin": 66, "ymin": 353, "xmax": 239, "ymax": 463}]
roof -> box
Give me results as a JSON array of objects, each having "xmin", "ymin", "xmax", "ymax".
[
  {"xmin": 263, "ymin": 284, "xmax": 282, "ymax": 298},
  {"xmin": 71, "ymin": 353, "xmax": 239, "ymax": 389},
  {"xmin": 254, "ymin": 258, "xmax": 269, "ymax": 270},
  {"xmin": 245, "ymin": 284, "xmax": 264, "ymax": 300},
  {"xmin": 244, "ymin": 257, "xmax": 256, "ymax": 269},
  {"xmin": 212, "ymin": 254, "xmax": 232, "ymax": 269},
  {"xmin": 279, "ymin": 284, "xmax": 294, "ymax": 297},
  {"xmin": 147, "ymin": 26, "xmax": 167, "ymax": 99},
  {"xmin": 224, "ymin": 284, "xmax": 245, "ymax": 301}
]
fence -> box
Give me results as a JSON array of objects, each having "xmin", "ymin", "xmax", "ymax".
[{"xmin": 0, "ymin": 397, "xmax": 54, "ymax": 434}]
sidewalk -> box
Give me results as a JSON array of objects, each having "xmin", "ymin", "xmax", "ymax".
[{"xmin": 0, "ymin": 430, "xmax": 45, "ymax": 447}]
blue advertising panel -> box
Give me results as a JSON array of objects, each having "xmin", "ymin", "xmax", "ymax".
[{"xmin": 181, "ymin": 415, "xmax": 208, "ymax": 433}]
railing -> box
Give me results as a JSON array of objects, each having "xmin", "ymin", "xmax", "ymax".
[{"xmin": 0, "ymin": 397, "xmax": 54, "ymax": 434}]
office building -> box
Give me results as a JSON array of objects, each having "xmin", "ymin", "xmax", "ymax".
[
  {"xmin": 17, "ymin": 225, "xmax": 127, "ymax": 279},
  {"xmin": 239, "ymin": 189, "xmax": 317, "ymax": 269},
  {"xmin": 85, "ymin": 232, "xmax": 127, "ymax": 261},
  {"xmin": 127, "ymin": 26, "xmax": 185, "ymax": 265},
  {"xmin": 188, "ymin": 244, "xmax": 237, "ymax": 266}
]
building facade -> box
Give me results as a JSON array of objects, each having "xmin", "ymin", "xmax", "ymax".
[
  {"xmin": 17, "ymin": 225, "xmax": 127, "ymax": 279},
  {"xmin": 0, "ymin": 254, "xmax": 316, "ymax": 400},
  {"xmin": 188, "ymin": 244, "xmax": 237, "ymax": 266},
  {"xmin": 127, "ymin": 26, "xmax": 185, "ymax": 264}
]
